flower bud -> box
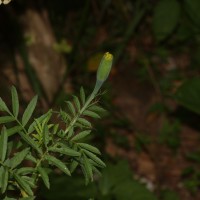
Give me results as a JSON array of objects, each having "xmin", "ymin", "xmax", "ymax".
[{"xmin": 97, "ymin": 52, "xmax": 113, "ymax": 82}]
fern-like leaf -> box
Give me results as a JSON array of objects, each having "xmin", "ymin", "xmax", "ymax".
[
  {"xmin": 0, "ymin": 98, "xmax": 9, "ymax": 112},
  {"xmin": 37, "ymin": 167, "xmax": 50, "ymax": 189},
  {"xmin": 80, "ymin": 87, "xmax": 86, "ymax": 106},
  {"xmin": 14, "ymin": 173, "xmax": 33, "ymax": 196},
  {"xmin": 82, "ymin": 110, "xmax": 100, "ymax": 118},
  {"xmin": 11, "ymin": 86, "xmax": 19, "ymax": 118},
  {"xmin": 1, "ymin": 167, "xmax": 8, "ymax": 194},
  {"xmin": 71, "ymin": 130, "xmax": 91, "ymax": 141},
  {"xmin": 0, "ymin": 127, "xmax": 8, "ymax": 162},
  {"xmin": 66, "ymin": 101, "xmax": 76, "ymax": 116},
  {"xmin": 73, "ymin": 95, "xmax": 81, "ymax": 112},
  {"xmin": 45, "ymin": 155, "xmax": 71, "ymax": 176},
  {"xmin": 22, "ymin": 96, "xmax": 38, "ymax": 127},
  {"xmin": 0, "ymin": 116, "xmax": 15, "ymax": 124}
]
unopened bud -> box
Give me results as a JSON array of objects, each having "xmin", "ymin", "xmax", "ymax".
[{"xmin": 97, "ymin": 52, "xmax": 113, "ymax": 82}]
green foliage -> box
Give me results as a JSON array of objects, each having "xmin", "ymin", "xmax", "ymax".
[
  {"xmin": 175, "ymin": 78, "xmax": 200, "ymax": 115},
  {"xmin": 151, "ymin": 0, "xmax": 200, "ymax": 44},
  {"xmin": 40, "ymin": 173, "xmax": 97, "ymax": 200},
  {"xmin": 152, "ymin": 0, "xmax": 180, "ymax": 41},
  {"xmin": 98, "ymin": 161, "xmax": 157, "ymax": 200},
  {"xmin": 0, "ymin": 86, "xmax": 105, "ymax": 199},
  {"xmin": 0, "ymin": 52, "xmax": 113, "ymax": 199},
  {"xmin": 40, "ymin": 161, "xmax": 158, "ymax": 200},
  {"xmin": 4, "ymin": 0, "xmax": 200, "ymax": 198},
  {"xmin": 184, "ymin": 0, "xmax": 200, "ymax": 27},
  {"xmin": 0, "ymin": 127, "xmax": 8, "ymax": 162}
]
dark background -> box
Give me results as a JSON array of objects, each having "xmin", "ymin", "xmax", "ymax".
[{"xmin": 1, "ymin": 0, "xmax": 200, "ymax": 199}]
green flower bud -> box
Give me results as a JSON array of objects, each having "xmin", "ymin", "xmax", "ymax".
[
  {"xmin": 92, "ymin": 52, "xmax": 113, "ymax": 96},
  {"xmin": 97, "ymin": 52, "xmax": 113, "ymax": 82}
]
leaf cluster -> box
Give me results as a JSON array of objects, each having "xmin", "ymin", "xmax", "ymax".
[{"xmin": 0, "ymin": 86, "xmax": 106, "ymax": 199}]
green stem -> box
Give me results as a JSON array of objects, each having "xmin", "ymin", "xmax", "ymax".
[
  {"xmin": 64, "ymin": 80, "xmax": 103, "ymax": 135},
  {"xmin": 32, "ymin": 135, "xmax": 64, "ymax": 185}
]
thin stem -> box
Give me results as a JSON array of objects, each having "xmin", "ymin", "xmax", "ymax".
[
  {"xmin": 63, "ymin": 81, "xmax": 102, "ymax": 136},
  {"xmin": 32, "ymin": 134, "xmax": 67, "ymax": 187},
  {"xmin": 64, "ymin": 94, "xmax": 94, "ymax": 135}
]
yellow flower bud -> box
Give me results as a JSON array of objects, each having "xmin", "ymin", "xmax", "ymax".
[{"xmin": 97, "ymin": 52, "xmax": 113, "ymax": 82}]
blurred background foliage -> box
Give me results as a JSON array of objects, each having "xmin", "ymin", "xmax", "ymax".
[{"xmin": 1, "ymin": 0, "xmax": 200, "ymax": 199}]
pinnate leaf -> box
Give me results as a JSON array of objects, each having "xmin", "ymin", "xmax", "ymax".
[
  {"xmin": 25, "ymin": 153, "xmax": 37, "ymax": 163},
  {"xmin": 70, "ymin": 160, "xmax": 78, "ymax": 173},
  {"xmin": 22, "ymin": 95, "xmax": 38, "ymax": 126},
  {"xmin": 83, "ymin": 149, "xmax": 105, "ymax": 168},
  {"xmin": 49, "ymin": 147, "xmax": 81, "ymax": 157},
  {"xmin": 18, "ymin": 131, "xmax": 42, "ymax": 155},
  {"xmin": 73, "ymin": 95, "xmax": 81, "ymax": 111},
  {"xmin": 71, "ymin": 130, "xmax": 91, "ymax": 141},
  {"xmin": 0, "ymin": 116, "xmax": 15, "ymax": 124},
  {"xmin": 0, "ymin": 167, "xmax": 3, "ymax": 188},
  {"xmin": 83, "ymin": 154, "xmax": 93, "ymax": 182},
  {"xmin": 0, "ymin": 98, "xmax": 9, "ymax": 112},
  {"xmin": 77, "ymin": 118, "xmax": 91, "ymax": 127},
  {"xmin": 88, "ymin": 105, "xmax": 106, "ymax": 113},
  {"xmin": 7, "ymin": 126, "xmax": 23, "ymax": 137},
  {"xmin": 83, "ymin": 110, "xmax": 100, "ymax": 118},
  {"xmin": 10, "ymin": 148, "xmax": 30, "ymax": 169},
  {"xmin": 17, "ymin": 167, "xmax": 35, "ymax": 175},
  {"xmin": 22, "ymin": 176, "xmax": 35, "ymax": 189},
  {"xmin": 66, "ymin": 128, "xmax": 74, "ymax": 139},
  {"xmin": 0, "ymin": 127, "xmax": 8, "ymax": 162},
  {"xmin": 77, "ymin": 143, "xmax": 101, "ymax": 155},
  {"xmin": 14, "ymin": 173, "xmax": 33, "ymax": 196},
  {"xmin": 28, "ymin": 110, "xmax": 52, "ymax": 134},
  {"xmin": 37, "ymin": 167, "xmax": 50, "ymax": 189},
  {"xmin": 11, "ymin": 86, "xmax": 19, "ymax": 117},
  {"xmin": 1, "ymin": 167, "xmax": 8, "ymax": 194},
  {"xmin": 66, "ymin": 101, "xmax": 76, "ymax": 116},
  {"xmin": 45, "ymin": 155, "xmax": 71, "ymax": 176}
]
